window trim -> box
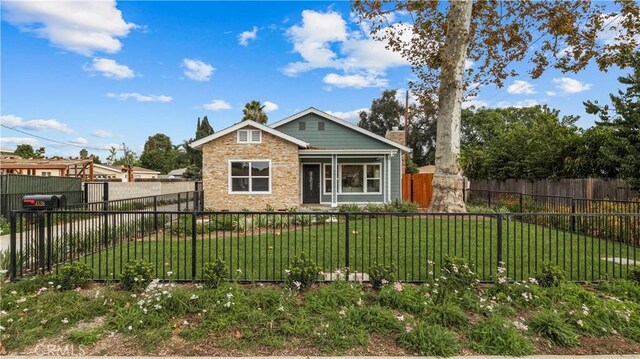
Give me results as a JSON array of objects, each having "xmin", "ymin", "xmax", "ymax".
[
  {"xmin": 322, "ymin": 163, "xmax": 333, "ymax": 196},
  {"xmin": 228, "ymin": 159, "xmax": 272, "ymax": 195},
  {"xmin": 337, "ymin": 163, "xmax": 382, "ymax": 195},
  {"xmin": 236, "ymin": 129, "xmax": 262, "ymax": 144}
]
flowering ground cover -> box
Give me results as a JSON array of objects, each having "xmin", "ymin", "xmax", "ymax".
[
  {"xmin": 77, "ymin": 216, "xmax": 639, "ymax": 282},
  {"xmin": 2, "ymin": 258, "xmax": 640, "ymax": 356}
]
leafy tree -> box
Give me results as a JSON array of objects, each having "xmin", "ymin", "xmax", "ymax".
[
  {"xmin": 242, "ymin": 100, "xmax": 268, "ymax": 124},
  {"xmin": 352, "ymin": 0, "xmax": 640, "ymax": 212},
  {"xmin": 14, "ymin": 144, "xmax": 45, "ymax": 159},
  {"xmin": 565, "ymin": 126, "xmax": 621, "ymax": 179},
  {"xmin": 184, "ymin": 116, "xmax": 215, "ymax": 179},
  {"xmin": 584, "ymin": 51, "xmax": 640, "ymax": 190},
  {"xmin": 358, "ymin": 89, "xmax": 404, "ymax": 136},
  {"xmin": 112, "ymin": 146, "xmax": 140, "ymax": 167},
  {"xmin": 140, "ymin": 134, "xmax": 188, "ymax": 174},
  {"xmin": 79, "ymin": 149, "xmax": 88, "ymax": 159},
  {"xmin": 460, "ymin": 106, "xmax": 581, "ymax": 181},
  {"xmin": 182, "ymin": 164, "xmax": 201, "ymax": 180},
  {"xmin": 196, "ymin": 116, "xmax": 214, "ymax": 138},
  {"xmin": 406, "ymin": 102, "xmax": 438, "ymax": 167}
]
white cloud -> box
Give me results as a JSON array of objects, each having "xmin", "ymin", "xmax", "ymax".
[
  {"xmin": 69, "ymin": 137, "xmax": 88, "ymax": 145},
  {"xmin": 546, "ymin": 91, "xmax": 557, "ymax": 96},
  {"xmin": 552, "ymin": 77, "xmax": 592, "ymax": 94},
  {"xmin": 263, "ymin": 101, "xmax": 279, "ymax": 112},
  {"xmin": 507, "ymin": 80, "xmax": 536, "ymax": 95},
  {"xmin": 0, "ymin": 137, "xmax": 40, "ymax": 147},
  {"xmin": 238, "ymin": 26, "xmax": 258, "ymax": 46},
  {"xmin": 597, "ymin": 13, "xmax": 640, "ymax": 46},
  {"xmin": 282, "ymin": 10, "xmax": 410, "ymax": 88},
  {"xmin": 202, "ymin": 99, "xmax": 231, "ymax": 111},
  {"xmin": 323, "ymin": 73, "xmax": 387, "ymax": 88},
  {"xmin": 2, "ymin": 0, "xmax": 136, "ymax": 56},
  {"xmin": 462, "ymin": 96, "xmax": 488, "ymax": 109},
  {"xmin": 0, "ymin": 114, "xmax": 73, "ymax": 133},
  {"xmin": 91, "ymin": 129, "xmax": 113, "ymax": 138},
  {"xmin": 182, "ymin": 58, "xmax": 214, "ymax": 81},
  {"xmin": 464, "ymin": 59, "xmax": 474, "ymax": 70},
  {"xmin": 107, "ymin": 92, "xmax": 172, "ymax": 103},
  {"xmin": 85, "ymin": 58, "xmax": 135, "ymax": 79},
  {"xmin": 325, "ymin": 108, "xmax": 368, "ymax": 123}
]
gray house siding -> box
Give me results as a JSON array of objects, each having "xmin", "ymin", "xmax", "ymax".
[{"xmin": 287, "ymin": 113, "xmax": 403, "ymax": 204}]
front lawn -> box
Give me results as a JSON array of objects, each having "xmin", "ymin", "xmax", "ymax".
[
  {"xmin": 73, "ymin": 216, "xmax": 640, "ymax": 282},
  {"xmin": 2, "ymin": 272, "xmax": 640, "ymax": 356}
]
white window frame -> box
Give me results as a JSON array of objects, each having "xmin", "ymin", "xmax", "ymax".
[
  {"xmin": 322, "ymin": 163, "xmax": 333, "ymax": 195},
  {"xmin": 236, "ymin": 129, "xmax": 262, "ymax": 144},
  {"xmin": 228, "ymin": 159, "xmax": 272, "ymax": 194},
  {"xmin": 337, "ymin": 163, "xmax": 382, "ymax": 195}
]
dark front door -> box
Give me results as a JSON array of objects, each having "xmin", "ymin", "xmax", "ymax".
[{"xmin": 302, "ymin": 164, "xmax": 320, "ymax": 204}]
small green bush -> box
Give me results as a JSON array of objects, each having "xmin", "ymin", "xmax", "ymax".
[
  {"xmin": 535, "ymin": 262, "xmax": 566, "ymax": 288},
  {"xmin": 54, "ymin": 261, "xmax": 92, "ymax": 290},
  {"xmin": 424, "ymin": 302, "xmax": 468, "ymax": 328},
  {"xmin": 338, "ymin": 203, "xmax": 361, "ymax": 213},
  {"xmin": 397, "ymin": 322, "xmax": 460, "ymax": 356},
  {"xmin": 203, "ymin": 259, "xmax": 228, "ymax": 288},
  {"xmin": 442, "ymin": 256, "xmax": 477, "ymax": 288},
  {"xmin": 369, "ymin": 262, "xmax": 396, "ymax": 290},
  {"xmin": 469, "ymin": 317, "xmax": 534, "ymax": 356},
  {"xmin": 385, "ymin": 199, "xmax": 418, "ymax": 213},
  {"xmin": 628, "ymin": 267, "xmax": 640, "ymax": 284},
  {"xmin": 68, "ymin": 329, "xmax": 102, "ymax": 346},
  {"xmin": 285, "ymin": 253, "xmax": 320, "ymax": 291},
  {"xmin": 529, "ymin": 310, "xmax": 579, "ymax": 347},
  {"xmin": 364, "ymin": 203, "xmax": 385, "ymax": 213},
  {"xmin": 121, "ymin": 260, "xmax": 153, "ymax": 291}
]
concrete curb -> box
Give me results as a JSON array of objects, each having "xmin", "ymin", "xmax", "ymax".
[{"xmin": 5, "ymin": 356, "xmax": 640, "ymax": 359}]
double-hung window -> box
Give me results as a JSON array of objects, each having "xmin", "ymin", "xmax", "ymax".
[
  {"xmin": 229, "ymin": 160, "xmax": 270, "ymax": 193},
  {"xmin": 237, "ymin": 129, "xmax": 262, "ymax": 144},
  {"xmin": 339, "ymin": 163, "xmax": 381, "ymax": 194},
  {"xmin": 323, "ymin": 164, "xmax": 332, "ymax": 194}
]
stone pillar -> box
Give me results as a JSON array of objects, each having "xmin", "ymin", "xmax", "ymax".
[{"xmin": 385, "ymin": 128, "xmax": 406, "ymax": 174}]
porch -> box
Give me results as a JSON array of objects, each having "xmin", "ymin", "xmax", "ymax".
[{"xmin": 298, "ymin": 149, "xmax": 401, "ymax": 207}]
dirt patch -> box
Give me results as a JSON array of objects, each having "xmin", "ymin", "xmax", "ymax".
[{"xmin": 534, "ymin": 335, "xmax": 640, "ymax": 355}]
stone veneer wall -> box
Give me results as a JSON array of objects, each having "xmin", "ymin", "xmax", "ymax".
[
  {"xmin": 385, "ymin": 130, "xmax": 406, "ymax": 174},
  {"xmin": 201, "ymin": 127, "xmax": 300, "ymax": 210}
]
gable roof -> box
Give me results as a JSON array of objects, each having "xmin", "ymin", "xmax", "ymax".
[
  {"xmin": 190, "ymin": 120, "xmax": 310, "ymax": 150},
  {"xmin": 269, "ymin": 107, "xmax": 411, "ymax": 152}
]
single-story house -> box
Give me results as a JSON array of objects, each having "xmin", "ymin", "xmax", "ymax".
[
  {"xmin": 190, "ymin": 107, "xmax": 410, "ymax": 210},
  {"xmin": 131, "ymin": 166, "xmax": 160, "ymax": 179},
  {"xmin": 167, "ymin": 167, "xmax": 187, "ymax": 179}
]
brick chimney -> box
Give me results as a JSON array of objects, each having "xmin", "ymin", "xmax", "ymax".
[{"xmin": 385, "ymin": 126, "xmax": 406, "ymax": 173}]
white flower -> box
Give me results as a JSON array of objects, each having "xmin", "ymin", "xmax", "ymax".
[
  {"xmin": 226, "ymin": 292, "xmax": 233, "ymax": 299},
  {"xmin": 396, "ymin": 315, "xmax": 405, "ymax": 322},
  {"xmin": 513, "ymin": 320, "xmax": 528, "ymax": 331},
  {"xmin": 236, "ymin": 269, "xmax": 242, "ymax": 273},
  {"xmin": 0, "ymin": 326, "xmax": 4, "ymax": 331},
  {"xmin": 357, "ymin": 298, "xmax": 364, "ymax": 306},
  {"xmin": 190, "ymin": 294, "xmax": 199, "ymax": 300},
  {"xmin": 338, "ymin": 310, "xmax": 346, "ymax": 316},
  {"xmin": 577, "ymin": 319, "xmax": 584, "ymax": 327},
  {"xmin": 278, "ymin": 305, "xmax": 285, "ymax": 312},
  {"xmin": 166, "ymin": 271, "xmax": 174, "ymax": 276},
  {"xmin": 10, "ymin": 291, "xmax": 17, "ymax": 295},
  {"xmin": 16, "ymin": 297, "xmax": 27, "ymax": 303},
  {"xmin": 7, "ymin": 318, "xmax": 14, "ymax": 323},
  {"xmin": 61, "ymin": 318, "xmax": 69, "ymax": 324},
  {"xmin": 0, "ymin": 311, "xmax": 6, "ymax": 316},
  {"xmin": 128, "ymin": 325, "xmax": 133, "ymax": 331},
  {"xmin": 183, "ymin": 320, "xmax": 189, "ymax": 326},
  {"xmin": 22, "ymin": 308, "xmax": 28, "ymax": 313},
  {"xmin": 48, "ymin": 281, "xmax": 54, "ymax": 285}
]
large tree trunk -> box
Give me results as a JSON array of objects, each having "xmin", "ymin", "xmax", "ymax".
[{"xmin": 428, "ymin": 0, "xmax": 473, "ymax": 213}]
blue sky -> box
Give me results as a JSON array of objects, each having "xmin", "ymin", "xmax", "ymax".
[{"xmin": 0, "ymin": 1, "xmax": 631, "ymax": 158}]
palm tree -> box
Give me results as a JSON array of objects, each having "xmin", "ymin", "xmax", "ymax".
[{"xmin": 242, "ymin": 100, "xmax": 268, "ymax": 124}]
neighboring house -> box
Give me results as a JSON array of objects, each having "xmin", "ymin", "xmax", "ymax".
[
  {"xmin": 191, "ymin": 107, "xmax": 410, "ymax": 210},
  {"xmin": 92, "ymin": 164, "xmax": 127, "ymax": 181},
  {"xmin": 167, "ymin": 167, "xmax": 187, "ymax": 179},
  {"xmin": 131, "ymin": 166, "xmax": 161, "ymax": 179},
  {"xmin": 0, "ymin": 148, "xmax": 14, "ymax": 155}
]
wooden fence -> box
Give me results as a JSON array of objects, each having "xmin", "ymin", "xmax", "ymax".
[
  {"xmin": 402, "ymin": 173, "xmax": 433, "ymax": 208},
  {"xmin": 468, "ymin": 178, "xmax": 637, "ymax": 201}
]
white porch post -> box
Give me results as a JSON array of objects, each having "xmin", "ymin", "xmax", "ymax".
[
  {"xmin": 331, "ymin": 154, "xmax": 338, "ymax": 207},
  {"xmin": 386, "ymin": 154, "xmax": 392, "ymax": 203}
]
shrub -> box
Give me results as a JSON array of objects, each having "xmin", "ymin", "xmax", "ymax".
[
  {"xmin": 347, "ymin": 305, "xmax": 404, "ymax": 334},
  {"xmin": 121, "ymin": 260, "xmax": 153, "ymax": 291},
  {"xmin": 469, "ymin": 317, "xmax": 534, "ymax": 356},
  {"xmin": 385, "ymin": 199, "xmax": 418, "ymax": 213},
  {"xmin": 423, "ymin": 302, "xmax": 468, "ymax": 328},
  {"xmin": 529, "ymin": 310, "xmax": 579, "ymax": 347},
  {"xmin": 285, "ymin": 253, "xmax": 320, "ymax": 291},
  {"xmin": 0, "ymin": 215, "xmax": 9, "ymax": 236},
  {"xmin": 397, "ymin": 322, "xmax": 460, "ymax": 356},
  {"xmin": 535, "ymin": 262, "xmax": 566, "ymax": 288},
  {"xmin": 369, "ymin": 262, "xmax": 396, "ymax": 290},
  {"xmin": 338, "ymin": 203, "xmax": 361, "ymax": 213},
  {"xmin": 203, "ymin": 259, "xmax": 228, "ymax": 288},
  {"xmin": 628, "ymin": 267, "xmax": 640, "ymax": 284},
  {"xmin": 364, "ymin": 203, "xmax": 385, "ymax": 213},
  {"xmin": 54, "ymin": 261, "xmax": 92, "ymax": 290}
]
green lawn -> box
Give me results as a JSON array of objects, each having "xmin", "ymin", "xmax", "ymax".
[{"xmin": 74, "ymin": 215, "xmax": 639, "ymax": 282}]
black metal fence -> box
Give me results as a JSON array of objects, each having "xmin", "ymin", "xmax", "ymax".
[
  {"xmin": 9, "ymin": 210, "xmax": 639, "ymax": 283},
  {"xmin": 466, "ymin": 189, "xmax": 640, "ymax": 214},
  {"xmin": 62, "ymin": 190, "xmax": 203, "ymax": 212}
]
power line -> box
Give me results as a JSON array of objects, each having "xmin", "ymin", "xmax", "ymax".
[{"xmin": 0, "ymin": 124, "xmax": 122, "ymax": 152}]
